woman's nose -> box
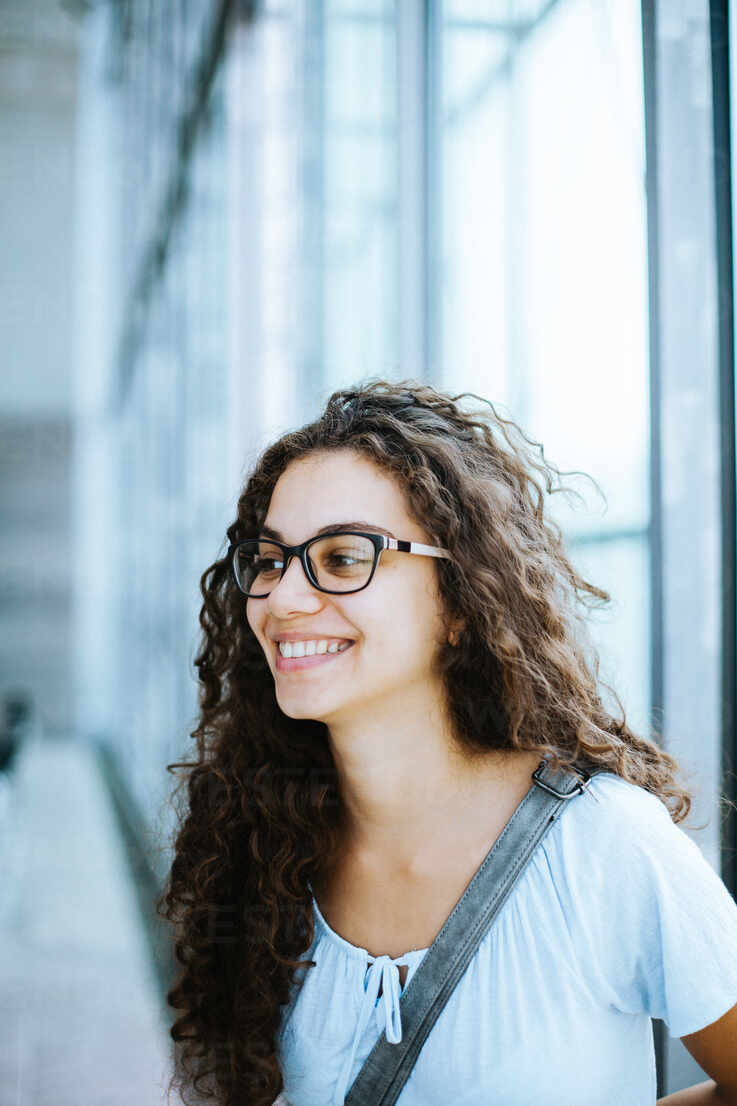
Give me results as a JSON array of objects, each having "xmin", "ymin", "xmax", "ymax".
[{"xmin": 265, "ymin": 554, "xmax": 322, "ymax": 615}]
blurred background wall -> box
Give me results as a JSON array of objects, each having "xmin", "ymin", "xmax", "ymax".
[
  {"xmin": 1, "ymin": 0, "xmax": 736, "ymax": 1100},
  {"xmin": 0, "ymin": 0, "xmax": 78, "ymax": 734}
]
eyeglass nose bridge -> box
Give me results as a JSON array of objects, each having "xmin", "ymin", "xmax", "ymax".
[{"xmin": 271, "ymin": 539, "xmax": 320, "ymax": 593}]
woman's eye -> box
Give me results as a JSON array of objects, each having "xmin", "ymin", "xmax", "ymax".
[{"xmin": 255, "ymin": 557, "xmax": 282, "ymax": 575}]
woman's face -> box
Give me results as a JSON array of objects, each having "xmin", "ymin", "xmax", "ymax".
[{"xmin": 246, "ymin": 449, "xmax": 451, "ymax": 728}]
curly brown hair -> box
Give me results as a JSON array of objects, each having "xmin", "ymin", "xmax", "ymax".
[{"xmin": 158, "ymin": 378, "xmax": 692, "ymax": 1106}]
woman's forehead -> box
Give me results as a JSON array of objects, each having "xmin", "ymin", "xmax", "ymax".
[
  {"xmin": 264, "ymin": 451, "xmax": 414, "ymax": 538},
  {"xmin": 272, "ymin": 451, "xmax": 400, "ymax": 502}
]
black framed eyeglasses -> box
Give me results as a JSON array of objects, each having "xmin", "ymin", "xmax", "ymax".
[{"xmin": 228, "ymin": 529, "xmax": 452, "ymax": 598}]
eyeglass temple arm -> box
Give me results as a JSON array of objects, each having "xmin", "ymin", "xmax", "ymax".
[{"xmin": 385, "ymin": 538, "xmax": 451, "ymax": 559}]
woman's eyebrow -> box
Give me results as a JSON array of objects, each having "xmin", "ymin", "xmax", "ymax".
[{"xmin": 260, "ymin": 521, "xmax": 397, "ymax": 540}]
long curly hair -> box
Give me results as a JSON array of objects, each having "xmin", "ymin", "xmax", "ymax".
[{"xmin": 158, "ymin": 378, "xmax": 692, "ymax": 1106}]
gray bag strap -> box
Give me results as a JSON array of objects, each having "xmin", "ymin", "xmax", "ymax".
[{"xmin": 344, "ymin": 757, "xmax": 601, "ymax": 1106}]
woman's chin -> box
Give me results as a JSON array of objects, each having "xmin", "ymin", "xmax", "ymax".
[
  {"xmin": 275, "ymin": 688, "xmax": 341, "ymax": 723},
  {"xmin": 275, "ymin": 690, "xmax": 331, "ymax": 725}
]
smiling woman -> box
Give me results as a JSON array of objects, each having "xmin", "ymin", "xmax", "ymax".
[{"xmin": 158, "ymin": 380, "xmax": 737, "ymax": 1106}]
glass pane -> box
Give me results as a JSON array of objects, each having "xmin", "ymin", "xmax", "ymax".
[
  {"xmin": 568, "ymin": 533, "xmax": 651, "ymax": 740},
  {"xmin": 318, "ymin": 5, "xmax": 400, "ymax": 390},
  {"xmin": 439, "ymin": 0, "xmax": 648, "ymax": 539},
  {"xmin": 440, "ymin": 29, "xmax": 511, "ymax": 401},
  {"xmin": 437, "ymin": 0, "xmax": 650, "ymax": 758}
]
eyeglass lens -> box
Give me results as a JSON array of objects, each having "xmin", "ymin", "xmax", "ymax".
[{"xmin": 234, "ymin": 534, "xmax": 377, "ymax": 595}]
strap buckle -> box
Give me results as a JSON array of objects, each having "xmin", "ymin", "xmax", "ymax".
[{"xmin": 532, "ymin": 760, "xmax": 593, "ymax": 800}]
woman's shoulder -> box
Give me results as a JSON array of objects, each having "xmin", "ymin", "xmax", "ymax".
[
  {"xmin": 539, "ymin": 768, "xmax": 700, "ymax": 883},
  {"xmin": 538, "ymin": 768, "xmax": 736, "ymax": 929},
  {"xmin": 525, "ymin": 770, "xmax": 737, "ymax": 1040},
  {"xmin": 560, "ymin": 769, "xmax": 677, "ymax": 838}
]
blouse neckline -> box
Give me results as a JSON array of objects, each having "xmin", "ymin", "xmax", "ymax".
[
  {"xmin": 309, "ymin": 885, "xmax": 431, "ymax": 963},
  {"xmin": 308, "ymin": 885, "xmax": 431, "ymax": 1105}
]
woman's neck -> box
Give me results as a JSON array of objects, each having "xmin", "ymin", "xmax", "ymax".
[{"xmin": 328, "ymin": 724, "xmax": 539, "ymax": 875}]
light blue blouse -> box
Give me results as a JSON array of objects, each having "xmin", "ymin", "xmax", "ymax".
[{"xmin": 276, "ymin": 773, "xmax": 737, "ymax": 1106}]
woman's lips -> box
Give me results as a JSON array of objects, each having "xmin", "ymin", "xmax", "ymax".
[{"xmin": 275, "ymin": 642, "xmax": 355, "ymax": 672}]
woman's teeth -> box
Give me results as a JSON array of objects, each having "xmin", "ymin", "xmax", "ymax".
[{"xmin": 278, "ymin": 640, "xmax": 352, "ymax": 658}]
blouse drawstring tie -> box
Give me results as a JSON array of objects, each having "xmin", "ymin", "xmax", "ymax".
[{"xmin": 332, "ymin": 954, "xmax": 408, "ymax": 1105}]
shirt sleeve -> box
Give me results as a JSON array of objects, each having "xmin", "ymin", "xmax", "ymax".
[{"xmin": 558, "ymin": 776, "xmax": 737, "ymax": 1039}]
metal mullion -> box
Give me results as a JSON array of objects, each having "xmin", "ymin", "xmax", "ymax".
[
  {"xmin": 641, "ymin": 0, "xmax": 664, "ymax": 1092},
  {"xmin": 711, "ymin": 0, "xmax": 737, "ymax": 898},
  {"xmin": 641, "ymin": 0, "xmax": 663, "ymax": 754},
  {"xmin": 425, "ymin": 0, "xmax": 443, "ymax": 379},
  {"xmin": 441, "ymin": 18, "xmax": 528, "ymax": 34},
  {"xmin": 568, "ymin": 525, "xmax": 650, "ymax": 548},
  {"xmin": 301, "ymin": 0, "xmax": 326, "ymax": 396},
  {"xmin": 645, "ymin": 0, "xmax": 726, "ymax": 1093},
  {"xmin": 397, "ymin": 0, "xmax": 427, "ymax": 378}
]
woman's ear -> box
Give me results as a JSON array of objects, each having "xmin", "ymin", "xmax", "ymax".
[{"xmin": 447, "ymin": 618, "xmax": 466, "ymax": 646}]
